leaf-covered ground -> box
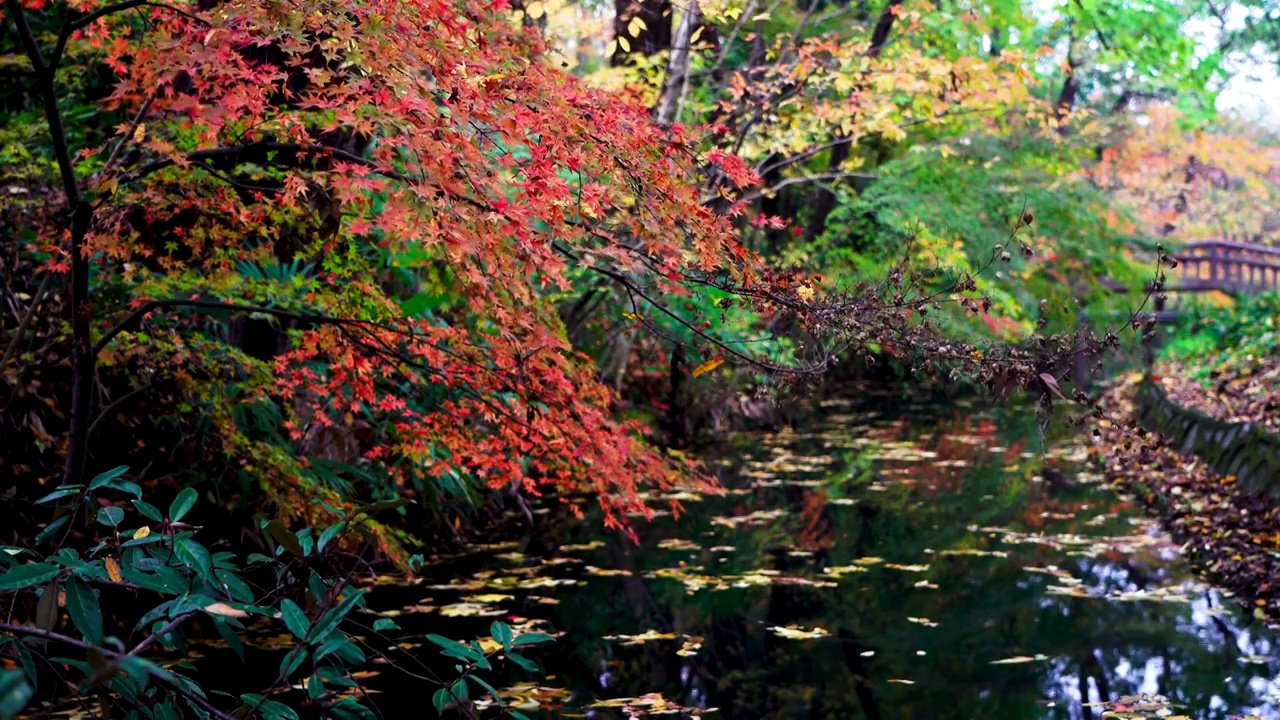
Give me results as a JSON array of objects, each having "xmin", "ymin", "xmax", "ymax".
[
  {"xmin": 1094, "ymin": 374, "xmax": 1280, "ymax": 625},
  {"xmin": 1153, "ymin": 359, "xmax": 1280, "ymax": 434}
]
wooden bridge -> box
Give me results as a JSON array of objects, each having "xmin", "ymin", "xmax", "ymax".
[
  {"xmin": 1149, "ymin": 239, "xmax": 1280, "ymax": 322},
  {"xmin": 1074, "ymin": 239, "xmax": 1280, "ymax": 385}
]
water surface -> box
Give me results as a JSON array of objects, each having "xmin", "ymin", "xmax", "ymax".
[{"xmin": 363, "ymin": 391, "xmax": 1280, "ymax": 718}]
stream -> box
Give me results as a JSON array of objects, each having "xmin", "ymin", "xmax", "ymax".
[{"xmin": 324, "ymin": 391, "xmax": 1280, "ymax": 717}]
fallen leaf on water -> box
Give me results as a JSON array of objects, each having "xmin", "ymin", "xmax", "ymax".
[
  {"xmin": 769, "ymin": 625, "xmax": 830, "ymax": 640},
  {"xmin": 989, "ymin": 655, "xmax": 1047, "ymax": 665}
]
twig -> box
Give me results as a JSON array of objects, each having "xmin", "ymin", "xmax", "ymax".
[{"xmin": 0, "ymin": 271, "xmax": 54, "ymax": 383}]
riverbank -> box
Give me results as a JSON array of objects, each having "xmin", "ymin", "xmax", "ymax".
[{"xmin": 1094, "ymin": 373, "xmax": 1280, "ymax": 625}]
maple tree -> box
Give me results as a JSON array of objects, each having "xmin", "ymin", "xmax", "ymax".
[
  {"xmin": 0, "ymin": 0, "xmax": 1108, "ymax": 572},
  {"xmin": 1091, "ymin": 106, "xmax": 1280, "ymax": 244}
]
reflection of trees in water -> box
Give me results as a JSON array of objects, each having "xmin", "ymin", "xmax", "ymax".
[{"xmin": 542, "ymin": 402, "xmax": 1280, "ymax": 719}]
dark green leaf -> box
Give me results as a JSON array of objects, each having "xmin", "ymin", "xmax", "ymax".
[
  {"xmin": 0, "ymin": 563, "xmax": 59, "ymax": 592},
  {"xmin": 265, "ymin": 520, "xmax": 304, "ymax": 558},
  {"xmin": 507, "ymin": 652, "xmax": 538, "ymax": 673},
  {"xmin": 467, "ymin": 675, "xmax": 503, "ymax": 707},
  {"xmin": 511, "ymin": 632, "xmax": 555, "ymax": 647},
  {"xmin": 491, "ymin": 621, "xmax": 513, "ymax": 651},
  {"xmin": 279, "ymin": 599, "xmax": 311, "ymax": 641},
  {"xmin": 425, "ymin": 634, "xmax": 482, "ymax": 662},
  {"xmin": 328, "ymin": 697, "xmax": 376, "ymax": 720},
  {"xmin": 65, "ymin": 576, "xmax": 103, "ymax": 645},
  {"xmin": 133, "ymin": 500, "xmax": 163, "ymax": 523},
  {"xmin": 35, "ymin": 486, "xmax": 83, "ymax": 505},
  {"xmin": 153, "ymin": 700, "xmax": 179, "ymax": 720},
  {"xmin": 34, "ymin": 517, "xmax": 69, "ymax": 547},
  {"xmin": 175, "ymin": 537, "xmax": 212, "ymax": 580},
  {"xmin": 306, "ymin": 589, "xmax": 363, "ymax": 644},
  {"xmin": 431, "ymin": 688, "xmax": 451, "ymax": 716},
  {"xmin": 168, "ymin": 488, "xmax": 197, "ymax": 522},
  {"xmin": 239, "ymin": 694, "xmax": 298, "ymax": 720},
  {"xmin": 89, "ymin": 468, "xmax": 140, "ymax": 499},
  {"xmin": 278, "ymin": 648, "xmax": 307, "ymax": 679},
  {"xmin": 96, "ymin": 506, "xmax": 124, "ymax": 527},
  {"xmin": 35, "ymin": 580, "xmax": 58, "ymax": 631},
  {"xmin": 371, "ymin": 618, "xmax": 399, "ymax": 632},
  {"xmin": 0, "ymin": 668, "xmax": 33, "ymax": 720},
  {"xmin": 212, "ymin": 618, "xmax": 245, "ymax": 662},
  {"xmin": 317, "ymin": 522, "xmax": 345, "ymax": 553},
  {"xmin": 305, "ymin": 673, "xmax": 324, "ymax": 702},
  {"xmin": 87, "ymin": 466, "xmax": 128, "ymax": 488},
  {"xmin": 355, "ymin": 498, "xmax": 408, "ymax": 514},
  {"xmin": 449, "ymin": 680, "xmax": 468, "ymax": 702}
]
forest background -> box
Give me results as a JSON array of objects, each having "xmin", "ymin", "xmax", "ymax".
[{"xmin": 3, "ymin": 0, "xmax": 1280, "ymax": 713}]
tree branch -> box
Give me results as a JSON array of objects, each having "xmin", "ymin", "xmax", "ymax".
[{"xmin": 0, "ymin": 618, "xmax": 234, "ymax": 720}]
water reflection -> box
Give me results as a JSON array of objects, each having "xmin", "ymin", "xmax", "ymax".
[{"xmin": 367, "ymin": 392, "xmax": 1280, "ymax": 719}]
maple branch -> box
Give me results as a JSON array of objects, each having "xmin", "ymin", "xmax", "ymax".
[
  {"xmin": 52, "ymin": 0, "xmax": 208, "ymax": 68},
  {"xmin": 94, "ymin": 298, "xmax": 353, "ymax": 355},
  {"xmin": 122, "ymin": 142, "xmax": 415, "ymax": 188},
  {"xmin": 102, "ymin": 91, "xmax": 157, "ymax": 173},
  {"xmin": 552, "ymin": 242, "xmax": 828, "ymax": 376}
]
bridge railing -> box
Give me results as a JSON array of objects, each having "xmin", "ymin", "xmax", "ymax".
[{"xmin": 1170, "ymin": 240, "xmax": 1280, "ymax": 293}]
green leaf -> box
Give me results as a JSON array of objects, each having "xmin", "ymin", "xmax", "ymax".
[
  {"xmin": 133, "ymin": 500, "xmax": 163, "ymax": 523},
  {"xmin": 491, "ymin": 621, "xmax": 513, "ymax": 651},
  {"xmin": 279, "ymin": 599, "xmax": 311, "ymax": 641},
  {"xmin": 239, "ymin": 694, "xmax": 299, "ymax": 720},
  {"xmin": 354, "ymin": 498, "xmax": 409, "ymax": 514},
  {"xmin": 65, "ymin": 576, "xmax": 103, "ymax": 645},
  {"xmin": 35, "ymin": 485, "xmax": 83, "ymax": 505},
  {"xmin": 87, "ymin": 466, "xmax": 128, "ymax": 488},
  {"xmin": 265, "ymin": 520, "xmax": 304, "ymax": 558},
  {"xmin": 306, "ymin": 672, "xmax": 324, "ymax": 702},
  {"xmin": 89, "ymin": 467, "xmax": 140, "ymax": 499},
  {"xmin": 511, "ymin": 632, "xmax": 555, "ymax": 647},
  {"xmin": 0, "ymin": 668, "xmax": 33, "ymax": 720},
  {"xmin": 212, "ymin": 617, "xmax": 245, "ymax": 662},
  {"xmin": 422, "ymin": 632, "xmax": 481, "ymax": 661},
  {"xmin": 153, "ymin": 700, "xmax": 180, "ymax": 720},
  {"xmin": 35, "ymin": 580, "xmax": 58, "ymax": 631},
  {"xmin": 317, "ymin": 522, "xmax": 345, "ymax": 553},
  {"xmin": 449, "ymin": 680, "xmax": 468, "ymax": 702},
  {"xmin": 279, "ymin": 648, "xmax": 307, "ymax": 679},
  {"xmin": 467, "ymin": 675, "xmax": 504, "ymax": 707},
  {"xmin": 0, "ymin": 563, "xmax": 59, "ymax": 592},
  {"xmin": 507, "ymin": 652, "xmax": 538, "ymax": 673},
  {"xmin": 175, "ymin": 537, "xmax": 212, "ymax": 580},
  {"xmin": 97, "ymin": 506, "xmax": 124, "ymax": 527},
  {"xmin": 307, "ymin": 589, "xmax": 363, "ymax": 644},
  {"xmin": 328, "ymin": 697, "xmax": 376, "ymax": 720},
  {"xmin": 371, "ymin": 618, "xmax": 399, "ymax": 632},
  {"xmin": 431, "ymin": 688, "xmax": 451, "ymax": 715},
  {"xmin": 34, "ymin": 517, "xmax": 69, "ymax": 547},
  {"xmin": 168, "ymin": 488, "xmax": 197, "ymax": 522}
]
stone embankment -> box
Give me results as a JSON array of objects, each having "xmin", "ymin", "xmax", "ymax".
[{"xmin": 1095, "ymin": 373, "xmax": 1280, "ymax": 623}]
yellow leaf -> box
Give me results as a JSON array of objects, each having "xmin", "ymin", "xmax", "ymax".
[
  {"xmin": 133, "ymin": 526, "xmax": 151, "ymax": 539},
  {"xmin": 605, "ymin": 39, "xmax": 618, "ymax": 56},
  {"xmin": 690, "ymin": 26, "xmax": 703, "ymax": 44},
  {"xmin": 133, "ymin": 124, "xmax": 146, "ymax": 143},
  {"xmin": 628, "ymin": 16, "xmax": 645, "ymax": 36},
  {"xmin": 526, "ymin": 1, "xmax": 545, "ymax": 17},
  {"xmin": 104, "ymin": 556, "xmax": 122, "ymax": 583},
  {"xmin": 617, "ymin": 35, "xmax": 631, "ymax": 53},
  {"xmin": 691, "ymin": 358, "xmax": 724, "ymax": 378}
]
